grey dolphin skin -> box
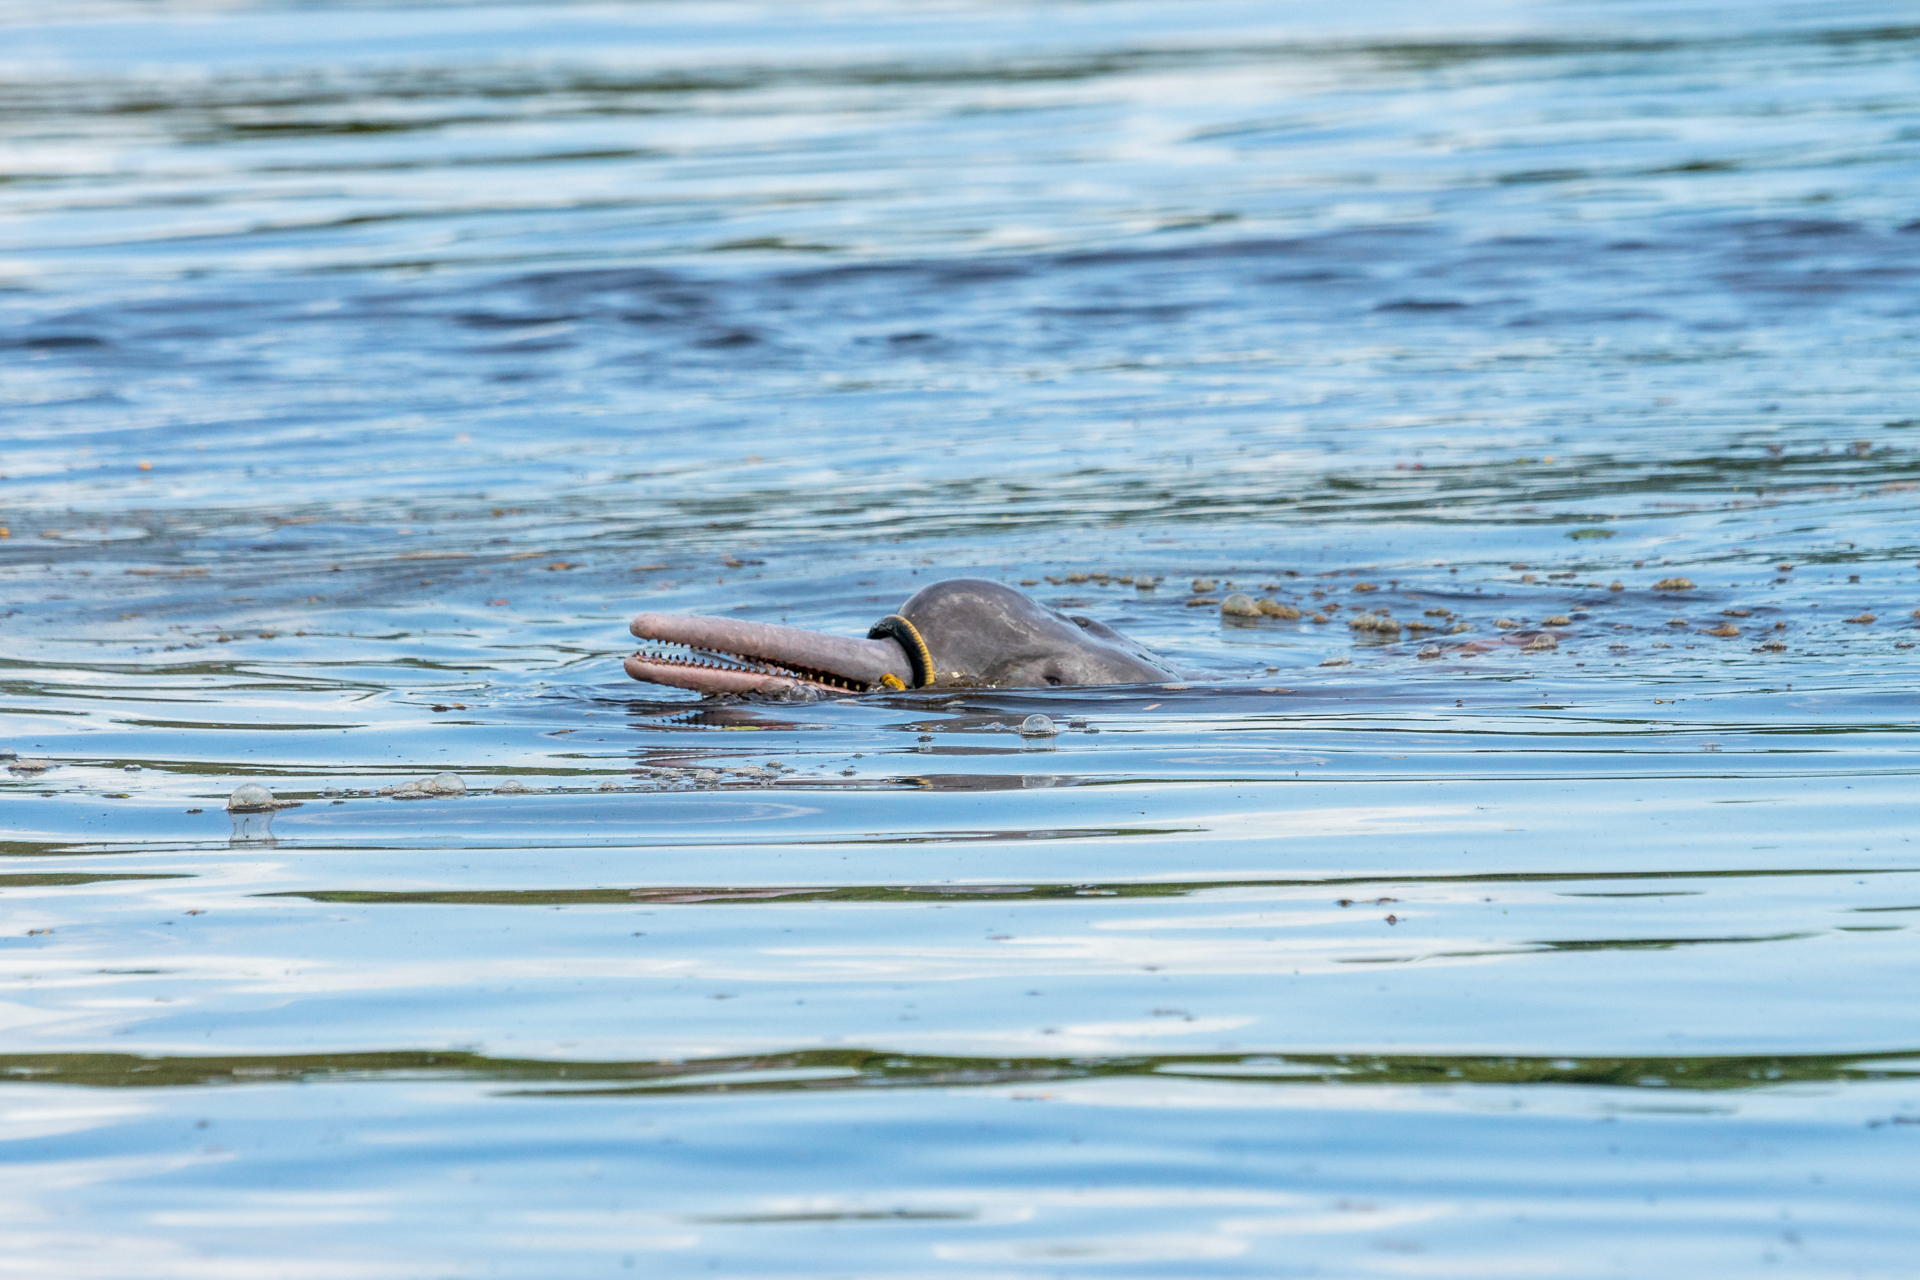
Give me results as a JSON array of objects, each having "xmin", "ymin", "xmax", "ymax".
[{"xmin": 626, "ymin": 578, "xmax": 1177, "ymax": 697}]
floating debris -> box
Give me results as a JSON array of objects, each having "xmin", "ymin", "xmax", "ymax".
[
  {"xmin": 1723, "ymin": 608, "xmax": 1751, "ymax": 617},
  {"xmin": 1494, "ymin": 618, "xmax": 1519, "ymax": 629},
  {"xmin": 1449, "ymin": 622, "xmax": 1472, "ymax": 634},
  {"xmin": 1706, "ymin": 624, "xmax": 1740, "ymax": 637},
  {"xmin": 1542, "ymin": 615, "xmax": 1571, "ymax": 626},
  {"xmin": 1352, "ymin": 582, "xmax": 1378, "ymax": 593},
  {"xmin": 1417, "ymin": 645, "xmax": 1441, "ymax": 659},
  {"xmin": 1653, "ymin": 577, "xmax": 1695, "ymax": 592},
  {"xmin": 1185, "ymin": 597, "xmax": 1220, "ymax": 607},
  {"xmin": 1846, "ymin": 613, "xmax": 1877, "ymax": 625},
  {"xmin": 1256, "ymin": 598, "xmax": 1300, "ymax": 619},
  {"xmin": 1220, "ymin": 593, "xmax": 1258, "ymax": 617},
  {"xmin": 1020, "ymin": 714, "xmax": 1058, "ymax": 738},
  {"xmin": 1191, "ymin": 578, "xmax": 1216, "ymax": 592},
  {"xmin": 1522, "ymin": 634, "xmax": 1558, "ymax": 651},
  {"xmin": 1347, "ymin": 612, "xmax": 1400, "ymax": 635},
  {"xmin": 1609, "ymin": 581, "xmax": 1625, "ymax": 592},
  {"xmin": 1319, "ymin": 656, "xmax": 1351, "ymax": 667}
]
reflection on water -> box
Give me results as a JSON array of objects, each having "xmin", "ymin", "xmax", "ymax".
[{"xmin": 3, "ymin": 0, "xmax": 1920, "ymax": 1274}]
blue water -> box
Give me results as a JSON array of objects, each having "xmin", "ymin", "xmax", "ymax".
[{"xmin": 4, "ymin": 0, "xmax": 1920, "ymax": 1274}]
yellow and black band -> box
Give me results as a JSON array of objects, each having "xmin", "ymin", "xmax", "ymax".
[{"xmin": 867, "ymin": 614, "xmax": 933, "ymax": 689}]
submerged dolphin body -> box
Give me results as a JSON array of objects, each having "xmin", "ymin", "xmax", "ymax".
[{"xmin": 625, "ymin": 578, "xmax": 1177, "ymax": 697}]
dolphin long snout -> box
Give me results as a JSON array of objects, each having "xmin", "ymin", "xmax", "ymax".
[{"xmin": 626, "ymin": 613, "xmax": 914, "ymax": 696}]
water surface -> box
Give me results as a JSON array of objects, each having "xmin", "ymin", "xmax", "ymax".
[{"xmin": 3, "ymin": 0, "xmax": 1920, "ymax": 1274}]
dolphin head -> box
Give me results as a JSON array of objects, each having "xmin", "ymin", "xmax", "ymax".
[
  {"xmin": 893, "ymin": 578, "xmax": 1174, "ymax": 688},
  {"xmin": 625, "ymin": 577, "xmax": 1175, "ymax": 696}
]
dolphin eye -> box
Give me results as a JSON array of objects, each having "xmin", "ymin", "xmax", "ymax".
[{"xmin": 1044, "ymin": 673, "xmax": 1062, "ymax": 686}]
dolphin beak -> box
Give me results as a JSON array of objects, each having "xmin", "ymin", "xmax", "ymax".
[{"xmin": 625, "ymin": 613, "xmax": 914, "ymax": 697}]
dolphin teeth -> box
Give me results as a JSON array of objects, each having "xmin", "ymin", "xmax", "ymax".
[{"xmin": 629, "ymin": 640, "xmax": 871, "ymax": 693}]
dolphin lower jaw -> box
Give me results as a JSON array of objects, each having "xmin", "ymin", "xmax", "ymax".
[
  {"xmin": 627, "ymin": 612, "xmax": 913, "ymax": 696},
  {"xmin": 623, "ymin": 648, "xmax": 866, "ymax": 696}
]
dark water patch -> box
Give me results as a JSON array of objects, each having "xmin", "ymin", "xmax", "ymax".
[
  {"xmin": 4, "ymin": 333, "xmax": 109, "ymax": 350},
  {"xmin": 6, "ymin": 1045, "xmax": 1915, "ymax": 1094},
  {"xmin": 267, "ymin": 864, "xmax": 1920, "ymax": 909},
  {"xmin": 0, "ymin": 871, "xmax": 190, "ymax": 887}
]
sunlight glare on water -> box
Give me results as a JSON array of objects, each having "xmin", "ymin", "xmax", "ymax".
[{"xmin": 2, "ymin": 0, "xmax": 1919, "ymax": 1274}]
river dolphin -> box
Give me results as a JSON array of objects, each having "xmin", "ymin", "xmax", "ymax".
[{"xmin": 625, "ymin": 578, "xmax": 1177, "ymax": 697}]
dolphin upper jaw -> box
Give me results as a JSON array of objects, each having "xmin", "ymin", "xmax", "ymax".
[{"xmin": 626, "ymin": 613, "xmax": 914, "ymax": 698}]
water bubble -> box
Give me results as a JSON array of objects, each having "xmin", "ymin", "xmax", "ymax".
[
  {"xmin": 227, "ymin": 782, "xmax": 274, "ymax": 811},
  {"xmin": 1020, "ymin": 714, "xmax": 1057, "ymax": 737},
  {"xmin": 420, "ymin": 773, "xmax": 466, "ymax": 796},
  {"xmin": 1221, "ymin": 593, "xmax": 1258, "ymax": 617}
]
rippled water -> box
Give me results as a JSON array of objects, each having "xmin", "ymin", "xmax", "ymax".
[{"xmin": 4, "ymin": 0, "xmax": 1920, "ymax": 1274}]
